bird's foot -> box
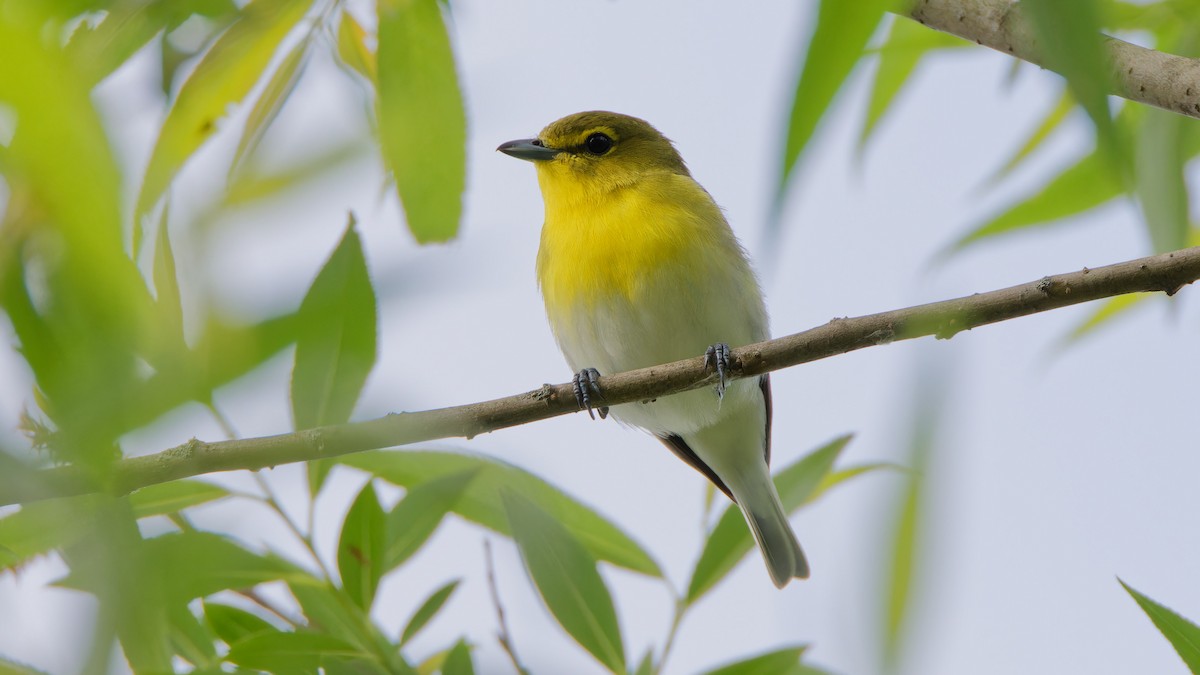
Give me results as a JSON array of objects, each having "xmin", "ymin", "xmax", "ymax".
[
  {"xmin": 704, "ymin": 343, "xmax": 732, "ymax": 399},
  {"xmin": 572, "ymin": 368, "xmax": 609, "ymax": 420}
]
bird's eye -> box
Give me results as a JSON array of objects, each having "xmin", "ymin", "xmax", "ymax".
[{"xmin": 585, "ymin": 133, "xmax": 613, "ymax": 155}]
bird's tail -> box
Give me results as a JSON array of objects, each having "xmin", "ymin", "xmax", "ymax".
[{"xmin": 736, "ymin": 478, "xmax": 810, "ymax": 588}]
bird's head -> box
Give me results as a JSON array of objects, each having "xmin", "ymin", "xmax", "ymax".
[{"xmin": 498, "ymin": 111, "xmax": 690, "ymax": 201}]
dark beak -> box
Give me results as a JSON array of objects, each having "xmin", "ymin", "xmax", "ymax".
[{"xmin": 497, "ymin": 138, "xmax": 561, "ymax": 162}]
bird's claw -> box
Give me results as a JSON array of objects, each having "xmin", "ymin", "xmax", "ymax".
[
  {"xmin": 704, "ymin": 342, "xmax": 731, "ymax": 399},
  {"xmin": 572, "ymin": 368, "xmax": 608, "ymax": 420}
]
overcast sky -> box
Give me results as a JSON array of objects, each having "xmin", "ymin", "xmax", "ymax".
[{"xmin": 2, "ymin": 1, "xmax": 1199, "ymax": 674}]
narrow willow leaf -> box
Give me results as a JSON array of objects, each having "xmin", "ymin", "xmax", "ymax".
[
  {"xmin": 951, "ymin": 148, "xmax": 1122, "ymax": 251},
  {"xmin": 703, "ymin": 645, "xmax": 809, "ymax": 675},
  {"xmin": 0, "ymin": 496, "xmax": 101, "ymax": 569},
  {"xmin": 1061, "ymin": 293, "xmax": 1151, "ymax": 345},
  {"xmin": 860, "ymin": 17, "xmax": 966, "ymax": 153},
  {"xmin": 149, "ymin": 205, "xmax": 187, "ymax": 361},
  {"xmin": 983, "ymin": 90, "xmax": 1074, "ymax": 187},
  {"xmin": 441, "ymin": 639, "xmax": 475, "ymax": 675},
  {"xmin": 633, "ymin": 649, "xmax": 655, "ymax": 675},
  {"xmin": 1135, "ymin": 106, "xmax": 1190, "ymax": 254},
  {"xmin": 336, "ymin": 10, "xmax": 376, "ymax": 84},
  {"xmin": 135, "ymin": 0, "xmax": 309, "ymax": 220},
  {"xmin": 1022, "ymin": 0, "xmax": 1120, "ymax": 162},
  {"xmin": 385, "ymin": 469, "xmax": 479, "ymax": 571},
  {"xmin": 168, "ymin": 602, "xmax": 219, "ymax": 668},
  {"xmin": 337, "ymin": 482, "xmax": 387, "ymax": 611},
  {"xmin": 1119, "ymin": 579, "xmax": 1200, "ymax": 673},
  {"xmin": 377, "ymin": 0, "xmax": 466, "ymax": 242},
  {"xmin": 128, "ymin": 480, "xmax": 231, "ymax": 518},
  {"xmin": 225, "ymin": 632, "xmax": 369, "ymax": 672},
  {"xmin": 503, "ymin": 493, "xmax": 625, "ymax": 674},
  {"xmin": 145, "ymin": 531, "xmax": 309, "ymax": 604},
  {"xmin": 0, "ymin": 656, "xmax": 50, "ymax": 674},
  {"xmin": 204, "ymin": 602, "xmax": 278, "ymax": 645},
  {"xmin": 231, "ymin": 31, "xmax": 314, "ymax": 175},
  {"xmin": 399, "ymin": 579, "xmax": 460, "ymax": 646},
  {"xmin": 288, "ymin": 580, "xmax": 413, "ymax": 673},
  {"xmin": 291, "ymin": 220, "xmax": 378, "ymax": 430},
  {"xmin": 778, "ymin": 0, "xmax": 889, "ymax": 199},
  {"xmin": 341, "ymin": 450, "xmax": 661, "ymax": 576},
  {"xmin": 291, "ymin": 218, "xmax": 377, "ymax": 496},
  {"xmin": 686, "ymin": 435, "xmax": 854, "ymax": 604}
]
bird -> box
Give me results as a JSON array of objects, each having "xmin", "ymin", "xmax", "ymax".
[{"xmin": 498, "ymin": 111, "xmax": 808, "ymax": 587}]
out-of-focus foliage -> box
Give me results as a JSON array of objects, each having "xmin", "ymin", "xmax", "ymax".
[{"xmin": 1, "ymin": 0, "xmax": 1198, "ymax": 673}]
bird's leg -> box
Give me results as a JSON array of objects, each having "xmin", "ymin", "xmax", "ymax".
[
  {"xmin": 572, "ymin": 368, "xmax": 609, "ymax": 420},
  {"xmin": 704, "ymin": 342, "xmax": 731, "ymax": 400}
]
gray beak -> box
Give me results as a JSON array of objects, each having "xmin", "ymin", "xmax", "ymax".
[{"xmin": 497, "ymin": 138, "xmax": 561, "ymax": 162}]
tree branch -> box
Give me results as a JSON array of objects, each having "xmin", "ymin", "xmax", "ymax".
[
  {"xmin": 904, "ymin": 0, "xmax": 1200, "ymax": 119},
  {"xmin": 5, "ymin": 247, "xmax": 1200, "ymax": 506}
]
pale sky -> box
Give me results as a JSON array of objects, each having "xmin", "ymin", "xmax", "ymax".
[{"xmin": 2, "ymin": 1, "xmax": 1199, "ymax": 674}]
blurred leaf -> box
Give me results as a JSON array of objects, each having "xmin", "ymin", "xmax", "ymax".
[
  {"xmin": 503, "ymin": 493, "xmax": 625, "ymax": 674},
  {"xmin": 146, "ymin": 531, "xmax": 308, "ymax": 603},
  {"xmin": 1061, "ymin": 293, "xmax": 1151, "ymax": 344},
  {"xmin": 336, "ymin": 10, "xmax": 376, "ymax": 84},
  {"xmin": 289, "ymin": 581, "xmax": 411, "ymax": 674},
  {"xmin": 204, "ymin": 602, "xmax": 279, "ymax": 645},
  {"xmin": 633, "ymin": 650, "xmax": 655, "ymax": 675},
  {"xmin": 136, "ymin": 0, "xmax": 309, "ymax": 220},
  {"xmin": 149, "ymin": 205, "xmax": 186, "ymax": 358},
  {"xmin": 0, "ymin": 496, "xmax": 100, "ymax": 570},
  {"xmin": 703, "ymin": 645, "xmax": 811, "ymax": 675},
  {"xmin": 860, "ymin": 17, "xmax": 966, "ymax": 152},
  {"xmin": 983, "ymin": 89, "xmax": 1075, "ymax": 186},
  {"xmin": 385, "ymin": 469, "xmax": 478, "ymax": 571},
  {"xmin": 337, "ymin": 481, "xmax": 387, "ymax": 611},
  {"xmin": 1135, "ymin": 106, "xmax": 1191, "ymax": 253},
  {"xmin": 169, "ymin": 602, "xmax": 219, "ymax": 668},
  {"xmin": 441, "ymin": 639, "xmax": 474, "ymax": 675},
  {"xmin": 225, "ymin": 632, "xmax": 370, "ymax": 673},
  {"xmin": 1023, "ymin": 0, "xmax": 1121, "ymax": 163},
  {"xmin": 951, "ymin": 147, "xmax": 1122, "ymax": 250},
  {"xmin": 129, "ymin": 480, "xmax": 231, "ymax": 518},
  {"xmin": 778, "ymin": 0, "xmax": 889, "ymax": 200},
  {"xmin": 0, "ymin": 656, "xmax": 50, "ymax": 674},
  {"xmin": 400, "ymin": 579, "xmax": 460, "ymax": 647},
  {"xmin": 1120, "ymin": 579, "xmax": 1200, "ymax": 673},
  {"xmin": 686, "ymin": 434, "xmax": 854, "ymax": 604},
  {"xmin": 377, "ymin": 0, "xmax": 466, "ymax": 242},
  {"xmin": 341, "ymin": 450, "xmax": 661, "ymax": 576},
  {"xmin": 231, "ymin": 31, "xmax": 314, "ymax": 175},
  {"xmin": 220, "ymin": 139, "xmax": 371, "ymax": 208},
  {"xmin": 292, "ymin": 219, "xmax": 377, "ymax": 496}
]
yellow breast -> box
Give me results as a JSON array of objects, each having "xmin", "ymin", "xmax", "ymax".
[{"xmin": 535, "ymin": 170, "xmax": 724, "ymax": 316}]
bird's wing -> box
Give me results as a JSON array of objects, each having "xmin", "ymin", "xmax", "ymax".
[
  {"xmin": 656, "ymin": 433, "xmax": 735, "ymax": 502},
  {"xmin": 760, "ymin": 374, "xmax": 772, "ymax": 467}
]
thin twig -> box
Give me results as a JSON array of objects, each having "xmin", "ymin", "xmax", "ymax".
[
  {"xmin": 6, "ymin": 246, "xmax": 1200, "ymax": 505},
  {"xmin": 484, "ymin": 539, "xmax": 529, "ymax": 675},
  {"xmin": 253, "ymin": 473, "xmax": 335, "ymax": 582}
]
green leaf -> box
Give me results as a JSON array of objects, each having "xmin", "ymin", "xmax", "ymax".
[
  {"xmin": 951, "ymin": 147, "xmax": 1123, "ymax": 250},
  {"xmin": 150, "ymin": 204, "xmax": 185, "ymax": 353},
  {"xmin": 502, "ymin": 493, "xmax": 625, "ymax": 674},
  {"xmin": 337, "ymin": 482, "xmax": 387, "ymax": 611},
  {"xmin": 1119, "ymin": 579, "xmax": 1200, "ymax": 673},
  {"xmin": 1135, "ymin": 106, "xmax": 1191, "ymax": 254},
  {"xmin": 289, "ymin": 581, "xmax": 413, "ymax": 674},
  {"xmin": 231, "ymin": 31, "xmax": 314, "ymax": 175},
  {"xmin": 686, "ymin": 435, "xmax": 854, "ymax": 604},
  {"xmin": 633, "ymin": 649, "xmax": 655, "ymax": 675},
  {"xmin": 146, "ymin": 531, "xmax": 308, "ymax": 603},
  {"xmin": 0, "ymin": 656, "xmax": 50, "ymax": 674},
  {"xmin": 0, "ymin": 496, "xmax": 101, "ymax": 570},
  {"xmin": 860, "ymin": 17, "xmax": 966, "ymax": 152},
  {"xmin": 982, "ymin": 89, "xmax": 1075, "ymax": 186},
  {"xmin": 1061, "ymin": 293, "xmax": 1151, "ymax": 345},
  {"xmin": 204, "ymin": 602, "xmax": 279, "ymax": 645},
  {"xmin": 225, "ymin": 632, "xmax": 370, "ymax": 673},
  {"xmin": 385, "ymin": 469, "xmax": 479, "ymax": 571},
  {"xmin": 291, "ymin": 218, "xmax": 377, "ymax": 495},
  {"xmin": 168, "ymin": 602, "xmax": 219, "ymax": 668},
  {"xmin": 441, "ymin": 639, "xmax": 474, "ymax": 675},
  {"xmin": 1022, "ymin": 0, "xmax": 1121, "ymax": 163},
  {"xmin": 336, "ymin": 10, "xmax": 376, "ymax": 84},
  {"xmin": 135, "ymin": 0, "xmax": 309, "ymax": 220},
  {"xmin": 377, "ymin": 0, "xmax": 466, "ymax": 242},
  {"xmin": 340, "ymin": 450, "xmax": 661, "ymax": 576},
  {"xmin": 291, "ymin": 219, "xmax": 377, "ymax": 430},
  {"xmin": 400, "ymin": 579, "xmax": 460, "ymax": 647},
  {"xmin": 128, "ymin": 480, "xmax": 231, "ymax": 518},
  {"xmin": 703, "ymin": 645, "xmax": 810, "ymax": 675},
  {"xmin": 778, "ymin": 0, "xmax": 889, "ymax": 199}
]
